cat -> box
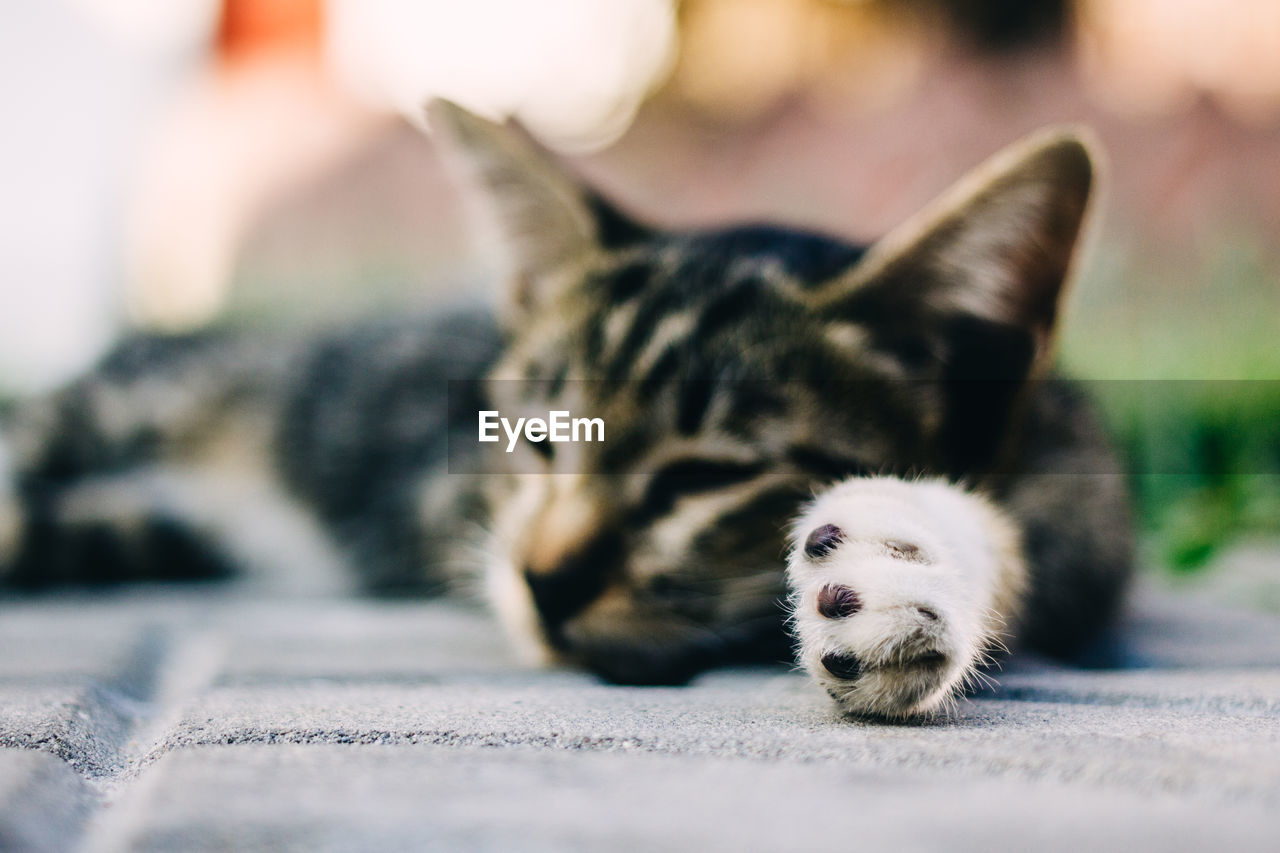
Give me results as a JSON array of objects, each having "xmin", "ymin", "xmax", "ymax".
[{"xmin": 0, "ymin": 101, "xmax": 1133, "ymax": 719}]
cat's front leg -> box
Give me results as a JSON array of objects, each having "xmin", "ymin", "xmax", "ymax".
[{"xmin": 786, "ymin": 477, "xmax": 1026, "ymax": 720}]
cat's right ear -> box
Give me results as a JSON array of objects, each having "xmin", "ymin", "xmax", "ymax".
[{"xmin": 427, "ymin": 100, "xmax": 638, "ymax": 319}]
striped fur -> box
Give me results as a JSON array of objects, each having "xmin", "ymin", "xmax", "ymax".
[
  {"xmin": 0, "ymin": 104, "xmax": 1134, "ymax": 710},
  {"xmin": 432, "ymin": 102, "xmax": 1132, "ymax": 690}
]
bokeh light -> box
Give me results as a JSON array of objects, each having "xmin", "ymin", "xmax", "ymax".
[
  {"xmin": 1078, "ymin": 0, "xmax": 1280, "ymax": 122},
  {"xmin": 326, "ymin": 0, "xmax": 678, "ymax": 148}
]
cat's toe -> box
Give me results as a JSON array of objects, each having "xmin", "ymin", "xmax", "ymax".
[
  {"xmin": 801, "ymin": 609, "xmax": 965, "ymax": 720},
  {"xmin": 819, "ymin": 650, "xmax": 863, "ymax": 680},
  {"xmin": 791, "ymin": 551, "xmax": 969, "ymax": 718},
  {"xmin": 803, "ymin": 524, "xmax": 844, "ymax": 558},
  {"xmin": 816, "ymin": 584, "xmax": 861, "ymax": 619}
]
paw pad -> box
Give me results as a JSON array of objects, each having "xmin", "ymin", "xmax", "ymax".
[
  {"xmin": 885, "ymin": 540, "xmax": 927, "ymax": 562},
  {"xmin": 820, "ymin": 651, "xmax": 863, "ymax": 681},
  {"xmin": 817, "ymin": 584, "xmax": 861, "ymax": 619},
  {"xmin": 803, "ymin": 524, "xmax": 843, "ymax": 558}
]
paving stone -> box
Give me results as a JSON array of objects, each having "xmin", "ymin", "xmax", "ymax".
[
  {"xmin": 1, "ymin": 572, "xmax": 1279, "ymax": 851},
  {"xmin": 0, "ymin": 749, "xmax": 97, "ymax": 851},
  {"xmin": 112, "ymin": 745, "xmax": 1280, "ymax": 853},
  {"xmin": 157, "ymin": 674, "xmax": 1280, "ymax": 804}
]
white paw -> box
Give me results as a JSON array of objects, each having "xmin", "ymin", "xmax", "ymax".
[{"xmin": 786, "ymin": 477, "xmax": 1025, "ymax": 720}]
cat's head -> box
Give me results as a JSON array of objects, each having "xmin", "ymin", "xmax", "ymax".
[{"xmin": 429, "ymin": 101, "xmax": 1096, "ymax": 684}]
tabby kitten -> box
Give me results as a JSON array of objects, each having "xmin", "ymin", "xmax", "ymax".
[{"xmin": 0, "ymin": 101, "xmax": 1133, "ymax": 718}]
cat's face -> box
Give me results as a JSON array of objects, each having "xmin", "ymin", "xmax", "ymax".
[
  {"xmin": 481, "ymin": 229, "xmax": 924, "ymax": 684},
  {"xmin": 430, "ymin": 102, "xmax": 1095, "ymax": 684}
]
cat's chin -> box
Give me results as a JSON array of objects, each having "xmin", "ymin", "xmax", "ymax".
[{"xmin": 481, "ymin": 549, "xmax": 560, "ymax": 667}]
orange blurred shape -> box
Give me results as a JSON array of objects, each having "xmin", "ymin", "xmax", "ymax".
[
  {"xmin": 671, "ymin": 0, "xmax": 930, "ymax": 122},
  {"xmin": 128, "ymin": 0, "xmax": 378, "ymax": 329},
  {"xmin": 216, "ymin": 0, "xmax": 323, "ymax": 63}
]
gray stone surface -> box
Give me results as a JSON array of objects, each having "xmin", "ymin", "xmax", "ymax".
[{"xmin": 3, "ymin": 575, "xmax": 1280, "ymax": 852}]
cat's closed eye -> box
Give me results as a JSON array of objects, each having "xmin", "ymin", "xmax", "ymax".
[{"xmin": 635, "ymin": 458, "xmax": 766, "ymax": 520}]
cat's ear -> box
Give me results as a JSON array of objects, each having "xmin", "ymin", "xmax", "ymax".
[
  {"xmin": 427, "ymin": 99, "xmax": 641, "ymax": 317},
  {"xmin": 818, "ymin": 126, "xmax": 1098, "ymax": 372},
  {"xmin": 814, "ymin": 128, "xmax": 1098, "ymax": 474}
]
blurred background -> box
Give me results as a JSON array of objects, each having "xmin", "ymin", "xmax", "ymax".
[{"xmin": 0, "ymin": 0, "xmax": 1276, "ymax": 587}]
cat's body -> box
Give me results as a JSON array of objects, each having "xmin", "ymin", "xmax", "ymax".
[
  {"xmin": 0, "ymin": 103, "xmax": 1134, "ymax": 718},
  {"xmin": 0, "ymin": 310, "xmax": 501, "ymax": 594}
]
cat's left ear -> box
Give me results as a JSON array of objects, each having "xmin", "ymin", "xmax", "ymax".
[
  {"xmin": 816, "ymin": 126, "xmax": 1098, "ymax": 372},
  {"xmin": 427, "ymin": 100, "xmax": 642, "ymax": 319}
]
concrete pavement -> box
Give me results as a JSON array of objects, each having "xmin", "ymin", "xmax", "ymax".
[{"xmin": 2, "ymin": 565, "xmax": 1279, "ymax": 851}]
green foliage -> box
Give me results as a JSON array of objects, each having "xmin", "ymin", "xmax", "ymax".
[{"xmin": 1062, "ymin": 233, "xmax": 1280, "ymax": 571}]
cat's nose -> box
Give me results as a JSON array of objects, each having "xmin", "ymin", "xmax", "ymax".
[
  {"xmin": 522, "ymin": 530, "xmax": 623, "ymax": 642},
  {"xmin": 523, "ymin": 569, "xmax": 601, "ymax": 644}
]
